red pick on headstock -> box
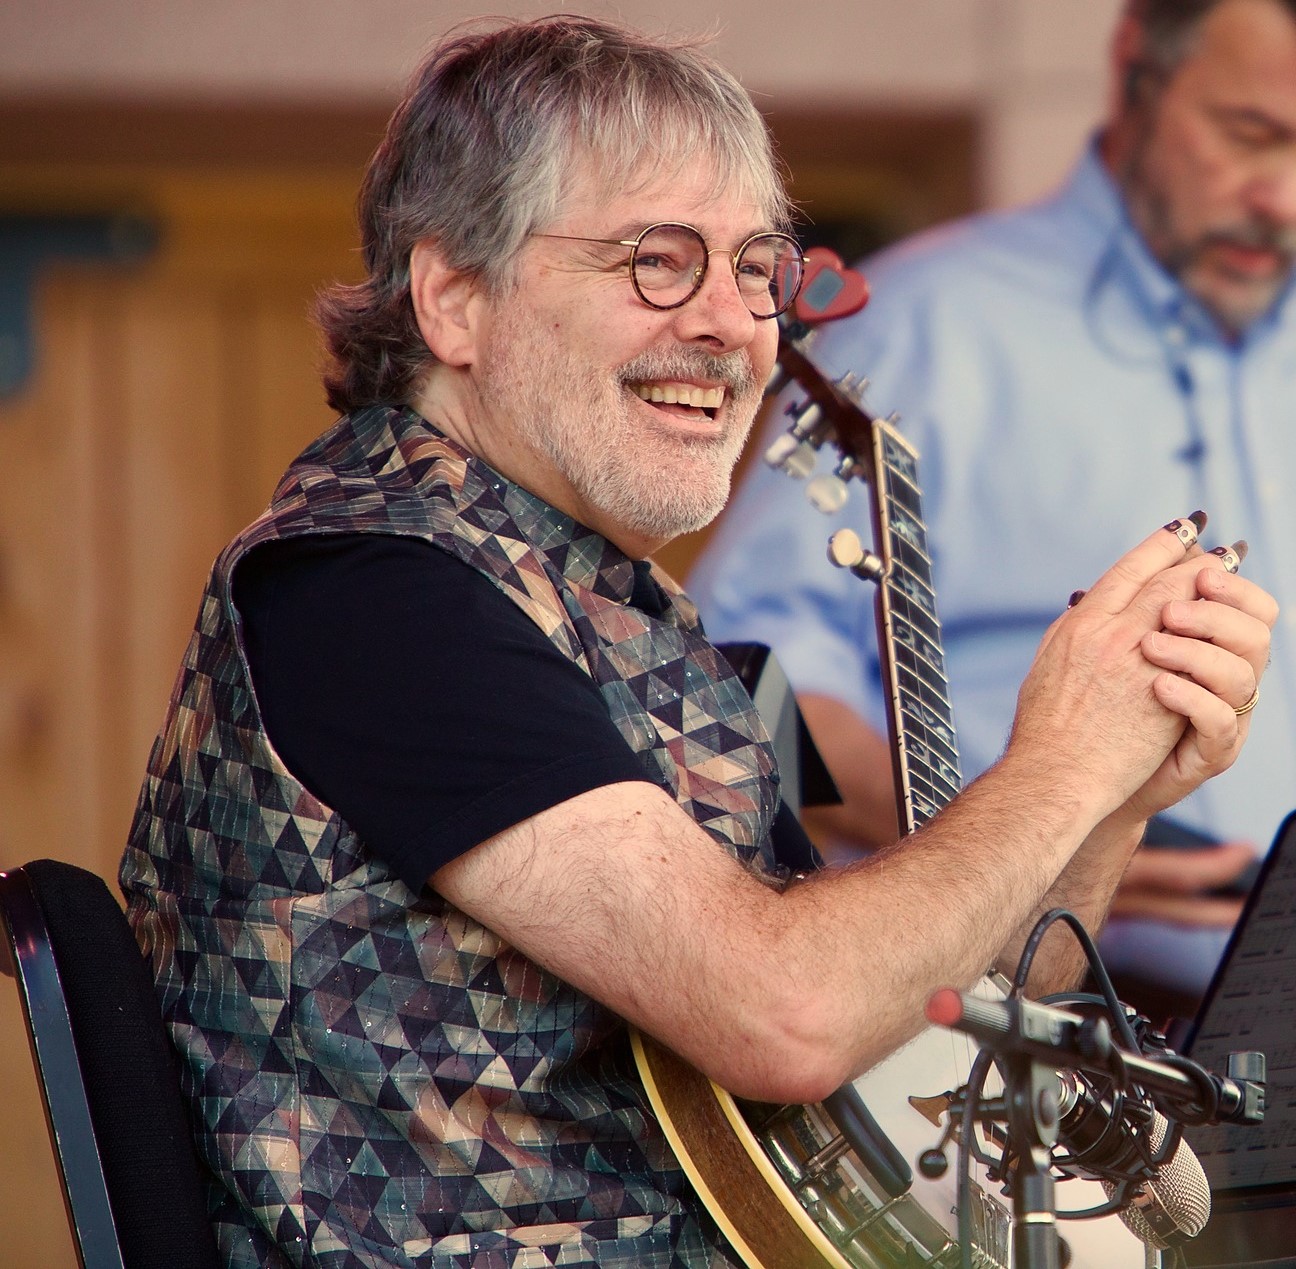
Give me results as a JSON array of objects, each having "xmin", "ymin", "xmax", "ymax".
[{"xmin": 793, "ymin": 246, "xmax": 871, "ymax": 326}]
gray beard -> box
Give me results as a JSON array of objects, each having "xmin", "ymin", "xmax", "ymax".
[
  {"xmin": 1116, "ymin": 119, "xmax": 1296, "ymax": 335},
  {"xmin": 491, "ymin": 325, "xmax": 763, "ymax": 543}
]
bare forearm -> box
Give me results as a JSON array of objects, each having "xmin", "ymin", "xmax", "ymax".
[
  {"xmin": 437, "ymin": 520, "xmax": 1273, "ymax": 1107},
  {"xmin": 785, "ymin": 746, "xmax": 1111, "ymax": 1078},
  {"xmin": 993, "ymin": 814, "xmax": 1145, "ymax": 994},
  {"xmin": 793, "ymin": 691, "xmax": 1128, "ymax": 1023},
  {"xmin": 436, "ymin": 762, "xmax": 1105, "ymax": 1105}
]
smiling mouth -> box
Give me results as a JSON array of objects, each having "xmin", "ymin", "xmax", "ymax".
[{"xmin": 628, "ymin": 381, "xmax": 727, "ymax": 420}]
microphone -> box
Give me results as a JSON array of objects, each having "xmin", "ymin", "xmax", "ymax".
[
  {"xmin": 927, "ymin": 988, "xmax": 1214, "ymax": 1247},
  {"xmin": 1054, "ymin": 1069, "xmax": 1211, "ymax": 1248},
  {"xmin": 926, "ymin": 987, "xmax": 1108, "ymax": 1067}
]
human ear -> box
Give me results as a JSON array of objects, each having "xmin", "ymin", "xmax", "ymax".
[
  {"xmin": 1111, "ymin": 14, "xmax": 1153, "ymax": 112},
  {"xmin": 409, "ymin": 240, "xmax": 485, "ymax": 368}
]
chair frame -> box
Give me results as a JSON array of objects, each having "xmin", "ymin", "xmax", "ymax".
[
  {"xmin": 0, "ymin": 861, "xmax": 221, "ymax": 1269},
  {"xmin": 1, "ymin": 865, "xmax": 125, "ymax": 1269}
]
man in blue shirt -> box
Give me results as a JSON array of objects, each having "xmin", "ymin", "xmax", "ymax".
[{"xmin": 691, "ymin": 0, "xmax": 1296, "ymax": 1009}]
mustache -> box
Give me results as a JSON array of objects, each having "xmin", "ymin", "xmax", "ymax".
[
  {"xmin": 617, "ymin": 348, "xmax": 760, "ymax": 397},
  {"xmin": 1201, "ymin": 220, "xmax": 1296, "ymax": 257}
]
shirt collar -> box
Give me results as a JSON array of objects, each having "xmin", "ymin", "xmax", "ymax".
[
  {"xmin": 1059, "ymin": 137, "xmax": 1129, "ymax": 244},
  {"xmin": 1069, "ymin": 139, "xmax": 1201, "ymax": 330},
  {"xmin": 396, "ymin": 406, "xmax": 677, "ymax": 615},
  {"xmin": 480, "ymin": 463, "xmax": 643, "ymax": 607}
]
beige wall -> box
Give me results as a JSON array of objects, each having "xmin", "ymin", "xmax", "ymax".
[{"xmin": 0, "ymin": 0, "xmax": 1123, "ymax": 204}]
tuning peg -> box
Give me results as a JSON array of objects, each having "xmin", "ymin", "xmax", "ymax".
[
  {"xmin": 834, "ymin": 371, "xmax": 869, "ymax": 404},
  {"xmin": 784, "ymin": 397, "xmax": 825, "ymax": 440},
  {"xmin": 766, "ymin": 396, "xmax": 840, "ymax": 478},
  {"xmin": 764, "ymin": 434, "xmax": 819, "ymax": 479},
  {"xmin": 806, "ymin": 474, "xmax": 849, "ymax": 514},
  {"xmin": 828, "ymin": 529, "xmax": 885, "ymax": 582},
  {"xmin": 832, "ymin": 455, "xmax": 861, "ymax": 483},
  {"xmin": 806, "ymin": 451, "xmax": 864, "ymax": 512}
]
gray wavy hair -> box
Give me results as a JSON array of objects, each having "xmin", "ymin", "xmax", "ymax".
[
  {"xmin": 1128, "ymin": 0, "xmax": 1296, "ymax": 71},
  {"xmin": 316, "ymin": 15, "xmax": 792, "ymax": 414}
]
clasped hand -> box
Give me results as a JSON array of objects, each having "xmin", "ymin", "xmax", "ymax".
[{"xmin": 1009, "ymin": 515, "xmax": 1277, "ymax": 828}]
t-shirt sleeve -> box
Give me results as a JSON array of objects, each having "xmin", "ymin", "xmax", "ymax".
[{"xmin": 232, "ymin": 533, "xmax": 654, "ymax": 891}]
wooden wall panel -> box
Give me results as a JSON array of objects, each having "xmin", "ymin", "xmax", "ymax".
[
  {"xmin": 0, "ymin": 272, "xmax": 120, "ymax": 1269},
  {"xmin": 231, "ymin": 285, "xmax": 339, "ymax": 525},
  {"xmin": 0, "ymin": 167, "xmax": 357, "ymax": 1265},
  {"xmin": 0, "ymin": 275, "xmax": 102, "ymax": 872},
  {"xmin": 118, "ymin": 289, "xmax": 237, "ymax": 775}
]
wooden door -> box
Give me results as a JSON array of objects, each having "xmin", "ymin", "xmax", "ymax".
[{"xmin": 0, "ymin": 154, "xmax": 363, "ymax": 1264}]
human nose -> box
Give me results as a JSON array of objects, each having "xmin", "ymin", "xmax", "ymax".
[
  {"xmin": 1244, "ymin": 150, "xmax": 1296, "ymax": 226},
  {"xmin": 670, "ymin": 249, "xmax": 758, "ymax": 351}
]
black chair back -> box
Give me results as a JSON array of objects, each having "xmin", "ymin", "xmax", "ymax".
[{"xmin": 0, "ymin": 860, "xmax": 221, "ymax": 1269}]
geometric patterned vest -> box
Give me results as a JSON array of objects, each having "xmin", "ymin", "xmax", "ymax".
[{"xmin": 120, "ymin": 405, "xmax": 785, "ymax": 1269}]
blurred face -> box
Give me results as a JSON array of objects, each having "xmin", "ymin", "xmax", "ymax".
[
  {"xmin": 475, "ymin": 156, "xmax": 780, "ymax": 555},
  {"xmin": 1112, "ymin": 0, "xmax": 1296, "ymax": 336}
]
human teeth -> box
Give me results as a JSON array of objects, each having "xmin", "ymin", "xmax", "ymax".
[{"xmin": 630, "ymin": 383, "xmax": 726, "ymax": 409}]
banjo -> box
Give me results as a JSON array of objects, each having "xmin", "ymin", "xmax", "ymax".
[{"xmin": 633, "ymin": 263, "xmax": 1150, "ymax": 1268}]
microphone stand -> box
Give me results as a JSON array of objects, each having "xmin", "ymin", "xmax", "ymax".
[{"xmin": 1001, "ymin": 1053, "xmax": 1063, "ymax": 1269}]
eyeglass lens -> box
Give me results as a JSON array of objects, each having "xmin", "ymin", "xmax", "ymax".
[{"xmin": 630, "ymin": 224, "xmax": 803, "ymax": 317}]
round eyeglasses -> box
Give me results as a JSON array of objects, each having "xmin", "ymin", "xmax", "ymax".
[{"xmin": 536, "ymin": 222, "xmax": 806, "ymax": 319}]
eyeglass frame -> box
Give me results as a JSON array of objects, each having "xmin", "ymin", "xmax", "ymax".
[{"xmin": 534, "ymin": 221, "xmax": 806, "ymax": 319}]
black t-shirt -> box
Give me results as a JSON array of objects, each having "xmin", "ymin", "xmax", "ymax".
[{"xmin": 233, "ymin": 533, "xmax": 815, "ymax": 891}]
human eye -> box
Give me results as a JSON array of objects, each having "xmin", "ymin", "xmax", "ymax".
[
  {"xmin": 635, "ymin": 239, "xmax": 692, "ymax": 275},
  {"xmin": 635, "ymin": 248, "xmax": 686, "ymax": 275},
  {"xmin": 1214, "ymin": 108, "xmax": 1285, "ymax": 151},
  {"xmin": 632, "ymin": 226, "xmax": 702, "ymax": 293},
  {"xmin": 735, "ymin": 237, "xmax": 788, "ymax": 290}
]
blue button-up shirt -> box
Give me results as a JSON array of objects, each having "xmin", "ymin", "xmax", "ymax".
[{"xmin": 691, "ymin": 143, "xmax": 1296, "ymax": 991}]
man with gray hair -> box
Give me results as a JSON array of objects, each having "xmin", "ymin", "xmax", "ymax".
[
  {"xmin": 693, "ymin": 0, "xmax": 1296, "ymax": 1018},
  {"xmin": 120, "ymin": 15, "xmax": 1274, "ymax": 1267}
]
